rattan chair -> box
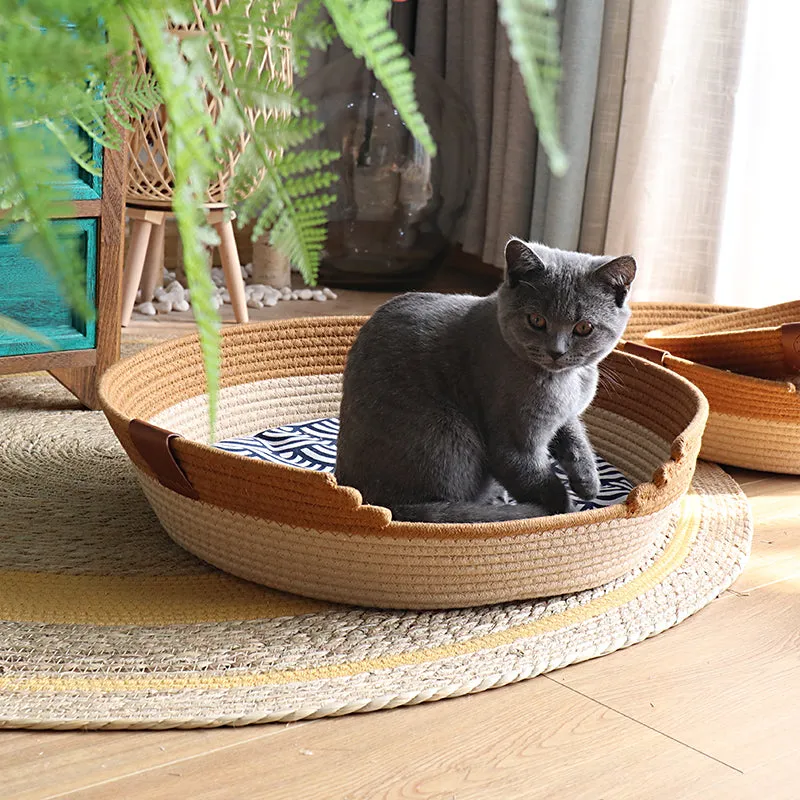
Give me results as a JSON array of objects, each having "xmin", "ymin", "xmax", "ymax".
[{"xmin": 120, "ymin": 1, "xmax": 293, "ymax": 326}]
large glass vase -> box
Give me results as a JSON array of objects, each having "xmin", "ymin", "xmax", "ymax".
[{"xmin": 300, "ymin": 53, "xmax": 476, "ymax": 289}]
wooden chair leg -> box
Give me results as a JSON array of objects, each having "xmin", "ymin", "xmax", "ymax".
[
  {"xmin": 140, "ymin": 217, "xmax": 166, "ymax": 303},
  {"xmin": 213, "ymin": 219, "xmax": 249, "ymax": 323},
  {"xmin": 120, "ymin": 218, "xmax": 153, "ymax": 327}
]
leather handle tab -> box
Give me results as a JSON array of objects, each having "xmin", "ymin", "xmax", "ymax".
[
  {"xmin": 781, "ymin": 322, "xmax": 800, "ymax": 372},
  {"xmin": 128, "ymin": 419, "xmax": 199, "ymax": 499},
  {"xmin": 622, "ymin": 341, "xmax": 668, "ymax": 365}
]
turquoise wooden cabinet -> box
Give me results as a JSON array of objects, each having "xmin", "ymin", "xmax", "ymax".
[
  {"xmin": 0, "ymin": 130, "xmax": 125, "ymax": 408},
  {"xmin": 0, "ymin": 219, "xmax": 98, "ymax": 356},
  {"xmin": 54, "ymin": 133, "xmax": 104, "ymax": 201}
]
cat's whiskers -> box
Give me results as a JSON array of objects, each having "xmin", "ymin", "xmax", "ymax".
[{"xmin": 598, "ymin": 362, "xmax": 624, "ymax": 396}]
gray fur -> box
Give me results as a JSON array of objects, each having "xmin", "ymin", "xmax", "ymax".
[{"xmin": 336, "ymin": 238, "xmax": 636, "ymax": 523}]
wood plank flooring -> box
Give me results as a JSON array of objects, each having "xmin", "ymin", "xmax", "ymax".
[{"xmin": 2, "ymin": 278, "xmax": 799, "ymax": 799}]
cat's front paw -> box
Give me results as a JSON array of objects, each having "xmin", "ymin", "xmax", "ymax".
[
  {"xmin": 570, "ymin": 468, "xmax": 601, "ymax": 501},
  {"xmin": 540, "ymin": 476, "xmax": 572, "ymax": 515}
]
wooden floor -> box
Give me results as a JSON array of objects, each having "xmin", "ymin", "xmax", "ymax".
[{"xmin": 3, "ymin": 277, "xmax": 800, "ymax": 799}]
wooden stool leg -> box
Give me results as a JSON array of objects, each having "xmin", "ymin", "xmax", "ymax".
[
  {"xmin": 213, "ymin": 219, "xmax": 249, "ymax": 323},
  {"xmin": 120, "ymin": 219, "xmax": 153, "ymax": 327},
  {"xmin": 140, "ymin": 218, "xmax": 166, "ymax": 303}
]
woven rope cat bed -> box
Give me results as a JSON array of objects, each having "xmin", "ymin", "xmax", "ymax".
[
  {"xmin": 621, "ymin": 300, "xmax": 800, "ymax": 474},
  {"xmin": 99, "ymin": 315, "xmax": 707, "ymax": 609}
]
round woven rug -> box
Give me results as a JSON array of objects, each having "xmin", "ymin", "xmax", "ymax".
[{"xmin": 0, "ymin": 368, "xmax": 752, "ymax": 730}]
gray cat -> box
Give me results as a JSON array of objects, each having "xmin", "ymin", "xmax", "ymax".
[{"xmin": 336, "ymin": 238, "xmax": 636, "ymax": 523}]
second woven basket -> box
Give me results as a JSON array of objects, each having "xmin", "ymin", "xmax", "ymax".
[{"xmin": 622, "ymin": 301, "xmax": 800, "ymax": 474}]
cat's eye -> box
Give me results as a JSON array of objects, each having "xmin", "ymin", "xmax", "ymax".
[
  {"xmin": 573, "ymin": 320, "xmax": 594, "ymax": 337},
  {"xmin": 528, "ymin": 314, "xmax": 547, "ymax": 330}
]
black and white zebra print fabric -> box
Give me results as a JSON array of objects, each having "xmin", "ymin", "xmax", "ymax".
[{"xmin": 215, "ymin": 417, "xmax": 634, "ymax": 511}]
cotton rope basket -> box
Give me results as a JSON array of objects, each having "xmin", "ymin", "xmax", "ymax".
[
  {"xmin": 622, "ymin": 300, "xmax": 800, "ymax": 474},
  {"xmin": 98, "ymin": 314, "xmax": 708, "ymax": 609}
]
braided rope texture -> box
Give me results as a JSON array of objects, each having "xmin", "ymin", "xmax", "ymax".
[
  {"xmin": 627, "ymin": 301, "xmax": 800, "ymax": 473},
  {"xmin": 98, "ymin": 315, "xmax": 709, "ymax": 607},
  {"xmin": 127, "ymin": 1, "xmax": 294, "ymax": 206},
  {"xmin": 0, "ymin": 345, "xmax": 750, "ymax": 729}
]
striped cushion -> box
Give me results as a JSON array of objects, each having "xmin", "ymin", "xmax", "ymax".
[{"xmin": 216, "ymin": 417, "xmax": 634, "ymax": 511}]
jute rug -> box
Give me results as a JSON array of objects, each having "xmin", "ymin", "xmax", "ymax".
[{"xmin": 0, "ymin": 365, "xmax": 752, "ymax": 730}]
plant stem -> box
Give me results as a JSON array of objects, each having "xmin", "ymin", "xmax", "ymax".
[{"xmin": 356, "ymin": 71, "xmax": 378, "ymax": 168}]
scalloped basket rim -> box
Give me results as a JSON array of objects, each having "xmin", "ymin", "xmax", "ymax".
[{"xmin": 99, "ymin": 317, "xmax": 709, "ymax": 537}]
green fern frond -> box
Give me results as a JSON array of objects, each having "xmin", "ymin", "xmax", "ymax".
[
  {"xmin": 248, "ymin": 114, "xmax": 327, "ymax": 152},
  {"xmin": 272, "ymin": 149, "xmax": 341, "ymax": 178},
  {"xmin": 126, "ymin": 1, "xmax": 222, "ymax": 439},
  {"xmin": 43, "ymin": 120, "xmax": 102, "ymax": 177},
  {"xmin": 498, "ymin": 0, "xmax": 567, "ymax": 176},
  {"xmin": 104, "ymin": 70, "xmax": 162, "ymax": 127},
  {"xmin": 292, "ymin": 0, "xmax": 337, "ymax": 75},
  {"xmin": 0, "ymin": 0, "xmax": 437, "ymax": 437},
  {"xmin": 229, "ymin": 73, "xmax": 301, "ymax": 115},
  {"xmin": 0, "ymin": 314, "xmax": 58, "ymax": 350},
  {"xmin": 201, "ymin": 14, "xmax": 339, "ymax": 285},
  {"xmin": 323, "ymin": 0, "xmax": 436, "ymax": 156}
]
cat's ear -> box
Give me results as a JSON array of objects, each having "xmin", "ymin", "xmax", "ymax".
[
  {"xmin": 504, "ymin": 238, "xmax": 546, "ymax": 288},
  {"xmin": 593, "ymin": 255, "xmax": 637, "ymax": 307}
]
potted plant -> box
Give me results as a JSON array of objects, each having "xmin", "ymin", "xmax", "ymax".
[{"xmin": 0, "ymin": 0, "xmax": 565, "ymax": 433}]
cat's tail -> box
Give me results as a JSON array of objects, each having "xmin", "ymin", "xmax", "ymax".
[{"xmin": 390, "ymin": 502, "xmax": 549, "ymax": 524}]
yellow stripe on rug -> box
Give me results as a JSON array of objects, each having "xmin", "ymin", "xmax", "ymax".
[
  {"xmin": 0, "ymin": 495, "xmax": 701, "ymax": 693},
  {"xmin": 0, "ymin": 572, "xmax": 331, "ymax": 624}
]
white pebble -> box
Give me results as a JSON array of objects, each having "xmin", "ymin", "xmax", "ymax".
[
  {"xmin": 136, "ymin": 301, "xmax": 156, "ymax": 316},
  {"xmin": 312, "ymin": 290, "xmax": 326, "ymax": 302},
  {"xmin": 154, "ymin": 287, "xmax": 168, "ymax": 301},
  {"xmin": 221, "ymin": 290, "xmax": 231, "ymax": 304},
  {"xmin": 322, "ymin": 287, "xmax": 337, "ymax": 299},
  {"xmin": 154, "ymin": 299, "xmax": 173, "ymax": 314},
  {"xmin": 281, "ymin": 286, "xmax": 292, "ymax": 297},
  {"xmin": 173, "ymin": 299, "xmax": 190, "ymax": 312},
  {"xmin": 249, "ymin": 285, "xmax": 266, "ymax": 301},
  {"xmin": 211, "ymin": 267, "xmax": 225, "ymax": 287},
  {"xmin": 135, "ymin": 288, "xmax": 142, "ymax": 303},
  {"xmin": 289, "ymin": 291, "xmax": 299, "ymax": 300},
  {"xmin": 264, "ymin": 295, "xmax": 278, "ymax": 307},
  {"xmin": 264, "ymin": 286, "xmax": 281, "ymax": 300},
  {"xmin": 298, "ymin": 288, "xmax": 313, "ymax": 300},
  {"xmin": 247, "ymin": 297, "xmax": 264, "ymax": 309},
  {"xmin": 244, "ymin": 262, "xmax": 253, "ymax": 277},
  {"xmin": 165, "ymin": 280, "xmax": 184, "ymax": 295},
  {"xmin": 183, "ymin": 289, "xmax": 190, "ymax": 301}
]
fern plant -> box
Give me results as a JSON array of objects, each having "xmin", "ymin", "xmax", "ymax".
[{"xmin": 0, "ymin": 0, "xmax": 564, "ymax": 435}]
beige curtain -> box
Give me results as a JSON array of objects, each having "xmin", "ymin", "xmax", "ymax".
[
  {"xmin": 311, "ymin": 0, "xmax": 749, "ymax": 301},
  {"xmin": 412, "ymin": 0, "xmax": 605, "ymax": 268},
  {"xmin": 409, "ymin": 0, "xmax": 748, "ymax": 303},
  {"xmin": 580, "ymin": 0, "xmax": 749, "ymax": 302},
  {"xmin": 715, "ymin": 0, "xmax": 800, "ymax": 307}
]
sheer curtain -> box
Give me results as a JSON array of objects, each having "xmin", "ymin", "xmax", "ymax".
[
  {"xmin": 580, "ymin": 0, "xmax": 748, "ymax": 303},
  {"xmin": 715, "ymin": 0, "xmax": 800, "ymax": 307},
  {"xmin": 410, "ymin": 0, "xmax": 605, "ymax": 267},
  {"xmin": 405, "ymin": 0, "xmax": 752, "ymax": 300},
  {"xmin": 312, "ymin": 0, "xmax": 761, "ymax": 302}
]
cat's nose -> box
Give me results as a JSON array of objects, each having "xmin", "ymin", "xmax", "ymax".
[{"xmin": 548, "ymin": 348, "xmax": 567, "ymax": 361}]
